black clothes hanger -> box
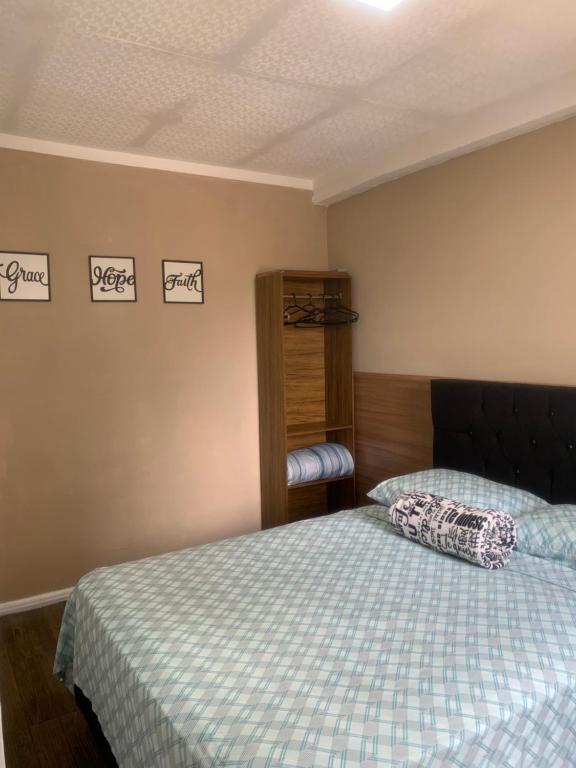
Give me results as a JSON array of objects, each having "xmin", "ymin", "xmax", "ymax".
[
  {"xmin": 322, "ymin": 299, "xmax": 359, "ymax": 325},
  {"xmin": 284, "ymin": 293, "xmax": 322, "ymax": 325},
  {"xmin": 292, "ymin": 296, "xmax": 358, "ymax": 327},
  {"xmin": 284, "ymin": 293, "xmax": 314, "ymax": 324},
  {"xmin": 283, "ymin": 292, "xmax": 358, "ymax": 327}
]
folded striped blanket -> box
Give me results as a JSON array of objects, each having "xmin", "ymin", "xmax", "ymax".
[
  {"xmin": 389, "ymin": 492, "xmax": 517, "ymax": 569},
  {"xmin": 287, "ymin": 443, "xmax": 354, "ymax": 486}
]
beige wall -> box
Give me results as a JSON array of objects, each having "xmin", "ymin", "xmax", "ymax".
[
  {"xmin": 4, "ymin": 115, "xmax": 576, "ymax": 601},
  {"xmin": 0, "ymin": 149, "xmax": 326, "ymax": 601},
  {"xmin": 328, "ymin": 117, "xmax": 576, "ymax": 387}
]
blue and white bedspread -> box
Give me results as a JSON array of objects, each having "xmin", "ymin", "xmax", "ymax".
[{"xmin": 54, "ymin": 507, "xmax": 576, "ymax": 768}]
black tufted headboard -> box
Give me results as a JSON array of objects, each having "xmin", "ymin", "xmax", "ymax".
[{"xmin": 431, "ymin": 379, "xmax": 576, "ymax": 504}]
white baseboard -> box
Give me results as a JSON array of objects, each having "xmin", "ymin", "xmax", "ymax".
[{"xmin": 0, "ymin": 587, "xmax": 72, "ymax": 617}]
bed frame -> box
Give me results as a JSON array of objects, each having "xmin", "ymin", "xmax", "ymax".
[
  {"xmin": 75, "ymin": 375, "xmax": 576, "ymax": 763},
  {"xmin": 74, "ymin": 686, "xmax": 118, "ymax": 766}
]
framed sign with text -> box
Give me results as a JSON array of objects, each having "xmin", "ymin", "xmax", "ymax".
[
  {"xmin": 0, "ymin": 251, "xmax": 51, "ymax": 301},
  {"xmin": 162, "ymin": 260, "xmax": 204, "ymax": 304},
  {"xmin": 89, "ymin": 256, "xmax": 137, "ymax": 302}
]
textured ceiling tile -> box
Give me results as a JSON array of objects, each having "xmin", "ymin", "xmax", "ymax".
[
  {"xmin": 180, "ymin": 74, "xmax": 338, "ymax": 139},
  {"xmin": 56, "ymin": 0, "xmax": 286, "ymax": 58},
  {"xmin": 0, "ymin": 0, "xmax": 63, "ymax": 129},
  {"xmin": 145, "ymin": 122, "xmax": 266, "ymax": 167},
  {"xmin": 32, "ymin": 32, "xmax": 219, "ymax": 114},
  {"xmin": 241, "ymin": 0, "xmax": 491, "ymax": 89},
  {"xmin": 0, "ymin": 5, "xmax": 22, "ymax": 115},
  {"xmin": 366, "ymin": 2, "xmax": 576, "ymax": 115},
  {"xmin": 143, "ymin": 74, "xmax": 339, "ymax": 167},
  {"xmin": 245, "ymin": 102, "xmax": 432, "ymax": 177},
  {"xmin": 2, "ymin": 0, "xmax": 576, "ymax": 192},
  {"xmin": 18, "ymin": 87, "xmax": 144, "ymax": 148}
]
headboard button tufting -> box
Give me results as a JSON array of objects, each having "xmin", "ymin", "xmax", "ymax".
[{"xmin": 431, "ymin": 379, "xmax": 576, "ymax": 505}]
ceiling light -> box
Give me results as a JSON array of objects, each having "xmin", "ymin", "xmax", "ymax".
[{"xmin": 353, "ymin": 0, "xmax": 405, "ymax": 10}]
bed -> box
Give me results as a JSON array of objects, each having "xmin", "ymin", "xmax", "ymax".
[{"xmin": 54, "ymin": 380, "xmax": 576, "ymax": 767}]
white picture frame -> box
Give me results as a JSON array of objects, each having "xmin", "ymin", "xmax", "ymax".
[
  {"xmin": 89, "ymin": 256, "xmax": 137, "ymax": 302},
  {"xmin": 162, "ymin": 260, "xmax": 204, "ymax": 304},
  {"xmin": 0, "ymin": 251, "xmax": 51, "ymax": 301}
]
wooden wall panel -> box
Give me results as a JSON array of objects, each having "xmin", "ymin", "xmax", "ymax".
[
  {"xmin": 287, "ymin": 485, "xmax": 327, "ymax": 521},
  {"xmin": 324, "ymin": 278, "xmax": 353, "ymax": 428},
  {"xmin": 286, "ymin": 431, "xmax": 327, "ymax": 451},
  {"xmin": 354, "ymin": 373, "xmax": 433, "ymax": 502},
  {"xmin": 284, "ymin": 326, "xmax": 326, "ymax": 425},
  {"xmin": 283, "ymin": 277, "xmax": 327, "ymax": 427}
]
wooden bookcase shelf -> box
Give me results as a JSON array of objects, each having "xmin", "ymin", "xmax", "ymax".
[
  {"xmin": 256, "ymin": 270, "xmax": 355, "ymax": 529},
  {"xmin": 286, "ymin": 422, "xmax": 353, "ymax": 437},
  {"xmin": 288, "ymin": 474, "xmax": 354, "ymax": 490}
]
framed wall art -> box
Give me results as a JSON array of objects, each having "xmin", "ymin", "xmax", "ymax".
[
  {"xmin": 89, "ymin": 256, "xmax": 137, "ymax": 302},
  {"xmin": 162, "ymin": 260, "xmax": 204, "ymax": 304},
  {"xmin": 0, "ymin": 251, "xmax": 51, "ymax": 301}
]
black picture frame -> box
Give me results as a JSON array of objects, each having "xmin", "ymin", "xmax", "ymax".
[
  {"xmin": 0, "ymin": 251, "xmax": 51, "ymax": 302},
  {"xmin": 162, "ymin": 260, "xmax": 205, "ymax": 305},
  {"xmin": 89, "ymin": 255, "xmax": 137, "ymax": 303}
]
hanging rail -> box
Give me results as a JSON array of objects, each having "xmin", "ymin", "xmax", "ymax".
[
  {"xmin": 283, "ymin": 291, "xmax": 358, "ymax": 326},
  {"xmin": 282, "ymin": 293, "xmax": 342, "ymax": 300}
]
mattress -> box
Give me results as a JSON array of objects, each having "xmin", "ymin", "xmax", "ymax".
[{"xmin": 54, "ymin": 507, "xmax": 576, "ymax": 767}]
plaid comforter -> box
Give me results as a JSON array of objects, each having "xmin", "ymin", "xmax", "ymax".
[{"xmin": 55, "ymin": 507, "xmax": 576, "ymax": 767}]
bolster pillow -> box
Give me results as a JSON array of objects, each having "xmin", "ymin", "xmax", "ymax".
[
  {"xmin": 389, "ymin": 492, "xmax": 517, "ymax": 569},
  {"xmin": 287, "ymin": 443, "xmax": 354, "ymax": 486}
]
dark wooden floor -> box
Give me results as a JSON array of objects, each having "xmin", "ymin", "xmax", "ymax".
[{"xmin": 0, "ymin": 602, "xmax": 108, "ymax": 768}]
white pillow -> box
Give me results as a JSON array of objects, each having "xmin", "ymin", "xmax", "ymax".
[
  {"xmin": 515, "ymin": 504, "xmax": 576, "ymax": 568},
  {"xmin": 368, "ymin": 468, "xmax": 544, "ymax": 515}
]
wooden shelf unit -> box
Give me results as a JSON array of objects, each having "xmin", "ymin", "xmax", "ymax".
[
  {"xmin": 256, "ymin": 270, "xmax": 355, "ymax": 529},
  {"xmin": 286, "ymin": 422, "xmax": 353, "ymax": 437}
]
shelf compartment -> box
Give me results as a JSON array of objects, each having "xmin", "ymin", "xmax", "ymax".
[
  {"xmin": 287, "ymin": 474, "xmax": 354, "ymax": 490},
  {"xmin": 286, "ymin": 422, "xmax": 353, "ymax": 437}
]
